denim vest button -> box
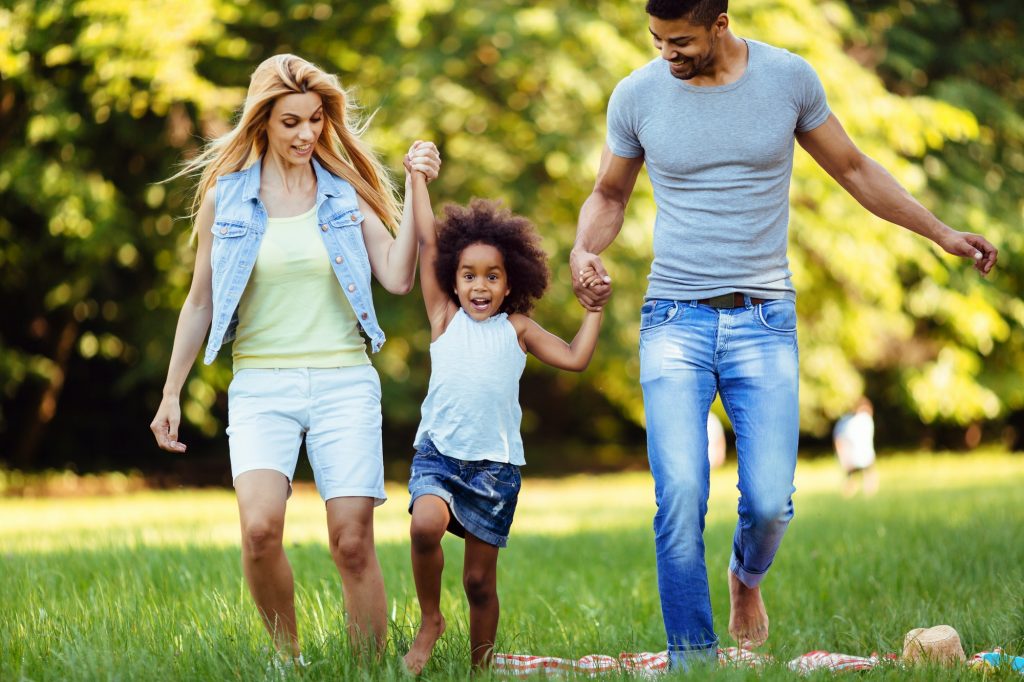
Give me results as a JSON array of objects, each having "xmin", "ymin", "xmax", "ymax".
[
  {"xmin": 350, "ymin": 214, "xmax": 358, "ymax": 222},
  {"xmin": 335, "ymin": 256, "xmax": 343, "ymax": 264},
  {"xmin": 347, "ymin": 284, "xmax": 356, "ymax": 292},
  {"xmin": 219, "ymin": 227, "xmax": 228, "ymax": 235},
  {"xmin": 320, "ymin": 224, "xmax": 328, "ymax": 232},
  {"xmin": 360, "ymin": 312, "xmax": 368, "ymax": 320}
]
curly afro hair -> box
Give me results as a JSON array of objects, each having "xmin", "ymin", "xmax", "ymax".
[{"xmin": 434, "ymin": 198, "xmax": 550, "ymax": 315}]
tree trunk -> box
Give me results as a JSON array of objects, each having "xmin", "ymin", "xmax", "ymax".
[{"xmin": 13, "ymin": 318, "xmax": 78, "ymax": 469}]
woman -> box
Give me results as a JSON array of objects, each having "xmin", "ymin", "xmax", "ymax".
[{"xmin": 149, "ymin": 54, "xmax": 440, "ymax": 662}]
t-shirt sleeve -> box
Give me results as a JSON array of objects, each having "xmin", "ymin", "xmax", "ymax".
[
  {"xmin": 605, "ymin": 76, "xmax": 644, "ymax": 159},
  {"xmin": 793, "ymin": 56, "xmax": 831, "ymax": 133}
]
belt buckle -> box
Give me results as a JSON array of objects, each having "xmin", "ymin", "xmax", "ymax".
[{"xmin": 705, "ymin": 293, "xmax": 736, "ymax": 309}]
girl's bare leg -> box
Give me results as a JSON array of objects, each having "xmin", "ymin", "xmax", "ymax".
[
  {"xmin": 403, "ymin": 495, "xmax": 450, "ymax": 674},
  {"xmin": 463, "ymin": 532, "xmax": 500, "ymax": 669}
]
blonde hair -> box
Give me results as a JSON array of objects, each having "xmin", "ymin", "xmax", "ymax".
[{"xmin": 172, "ymin": 54, "xmax": 400, "ymax": 231}]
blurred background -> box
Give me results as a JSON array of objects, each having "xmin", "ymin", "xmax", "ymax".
[{"xmin": 1, "ymin": 0, "xmax": 1021, "ymax": 486}]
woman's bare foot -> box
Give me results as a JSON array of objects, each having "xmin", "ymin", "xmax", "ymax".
[
  {"xmin": 727, "ymin": 569, "xmax": 769, "ymax": 648},
  {"xmin": 403, "ymin": 613, "xmax": 446, "ymax": 675}
]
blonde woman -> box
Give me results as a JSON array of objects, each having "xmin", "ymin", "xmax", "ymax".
[{"xmin": 149, "ymin": 54, "xmax": 440, "ymax": 662}]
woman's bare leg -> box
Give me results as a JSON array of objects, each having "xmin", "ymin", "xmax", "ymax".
[
  {"xmin": 235, "ymin": 469, "xmax": 299, "ymax": 656},
  {"xmin": 324, "ymin": 497, "xmax": 387, "ymax": 658}
]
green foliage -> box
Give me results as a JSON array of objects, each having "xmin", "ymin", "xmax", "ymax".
[
  {"xmin": 839, "ymin": 0, "xmax": 1024, "ymax": 428},
  {"xmin": 0, "ymin": 0, "xmax": 237, "ymax": 469},
  {"xmin": 0, "ymin": 0, "xmax": 1021, "ymax": 467}
]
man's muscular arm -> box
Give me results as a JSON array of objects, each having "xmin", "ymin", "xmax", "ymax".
[
  {"xmin": 572, "ymin": 145, "xmax": 645, "ymax": 311},
  {"xmin": 797, "ymin": 114, "xmax": 997, "ymax": 275}
]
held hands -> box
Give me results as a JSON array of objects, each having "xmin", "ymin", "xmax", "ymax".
[
  {"xmin": 150, "ymin": 395, "xmax": 187, "ymax": 454},
  {"xmin": 570, "ymin": 249, "xmax": 612, "ymax": 312},
  {"xmin": 403, "ymin": 140, "xmax": 441, "ymax": 184},
  {"xmin": 577, "ymin": 265, "xmax": 612, "ymax": 290},
  {"xmin": 938, "ymin": 229, "xmax": 998, "ymax": 276}
]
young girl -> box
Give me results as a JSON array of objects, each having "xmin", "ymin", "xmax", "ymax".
[{"xmin": 401, "ymin": 171, "xmax": 609, "ymax": 673}]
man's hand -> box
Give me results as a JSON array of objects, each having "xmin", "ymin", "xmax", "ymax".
[
  {"xmin": 570, "ymin": 249, "xmax": 612, "ymax": 311},
  {"xmin": 938, "ymin": 229, "xmax": 998, "ymax": 276}
]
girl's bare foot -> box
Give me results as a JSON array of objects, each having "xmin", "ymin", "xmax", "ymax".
[
  {"xmin": 403, "ymin": 613, "xmax": 446, "ymax": 675},
  {"xmin": 727, "ymin": 569, "xmax": 769, "ymax": 648}
]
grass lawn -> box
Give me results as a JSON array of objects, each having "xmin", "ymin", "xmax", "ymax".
[{"xmin": 3, "ymin": 450, "xmax": 1023, "ymax": 680}]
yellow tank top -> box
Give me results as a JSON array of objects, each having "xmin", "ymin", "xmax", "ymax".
[{"xmin": 232, "ymin": 204, "xmax": 370, "ymax": 371}]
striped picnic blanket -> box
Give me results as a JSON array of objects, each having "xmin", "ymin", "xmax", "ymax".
[
  {"xmin": 494, "ymin": 647, "xmax": 1022, "ymax": 676},
  {"xmin": 494, "ymin": 648, "xmax": 776, "ymax": 676}
]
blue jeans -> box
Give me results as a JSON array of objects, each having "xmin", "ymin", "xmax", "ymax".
[{"xmin": 639, "ymin": 297, "xmax": 799, "ymax": 668}]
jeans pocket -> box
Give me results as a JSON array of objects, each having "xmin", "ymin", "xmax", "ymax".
[
  {"xmin": 415, "ymin": 438, "xmax": 441, "ymax": 459},
  {"xmin": 409, "ymin": 451, "xmax": 443, "ymax": 485},
  {"xmin": 328, "ymin": 208, "xmax": 365, "ymax": 228},
  {"xmin": 228, "ymin": 369, "xmax": 258, "ymax": 399},
  {"xmin": 755, "ymin": 300, "xmax": 797, "ymax": 333},
  {"xmin": 640, "ymin": 300, "xmax": 680, "ymax": 332},
  {"xmin": 480, "ymin": 462, "xmax": 520, "ymax": 490}
]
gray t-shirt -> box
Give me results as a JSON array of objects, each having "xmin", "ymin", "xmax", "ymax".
[{"xmin": 606, "ymin": 39, "xmax": 831, "ymax": 302}]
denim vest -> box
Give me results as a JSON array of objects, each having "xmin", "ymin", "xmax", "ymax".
[{"xmin": 203, "ymin": 157, "xmax": 386, "ymax": 365}]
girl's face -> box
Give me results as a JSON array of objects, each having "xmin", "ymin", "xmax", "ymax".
[
  {"xmin": 455, "ymin": 242, "xmax": 511, "ymax": 321},
  {"xmin": 265, "ymin": 92, "xmax": 324, "ymax": 165}
]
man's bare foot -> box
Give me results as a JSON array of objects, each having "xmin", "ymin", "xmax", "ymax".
[
  {"xmin": 403, "ymin": 614, "xmax": 446, "ymax": 675},
  {"xmin": 728, "ymin": 569, "xmax": 769, "ymax": 649}
]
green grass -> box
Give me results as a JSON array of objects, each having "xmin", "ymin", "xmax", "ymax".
[{"xmin": 3, "ymin": 451, "xmax": 1024, "ymax": 680}]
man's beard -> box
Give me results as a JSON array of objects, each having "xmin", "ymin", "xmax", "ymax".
[{"xmin": 668, "ymin": 35, "xmax": 717, "ymax": 80}]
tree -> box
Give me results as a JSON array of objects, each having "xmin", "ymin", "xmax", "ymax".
[
  {"xmin": 839, "ymin": 0, "xmax": 1024, "ymax": 441},
  {"xmin": 1, "ymin": 0, "xmax": 1019, "ymax": 471},
  {"xmin": 0, "ymin": 0, "xmax": 239, "ymax": 468}
]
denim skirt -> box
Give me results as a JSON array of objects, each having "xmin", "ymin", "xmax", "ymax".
[{"xmin": 408, "ymin": 438, "xmax": 521, "ymax": 548}]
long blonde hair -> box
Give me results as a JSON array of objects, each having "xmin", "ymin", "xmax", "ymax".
[{"xmin": 173, "ymin": 54, "xmax": 400, "ymax": 231}]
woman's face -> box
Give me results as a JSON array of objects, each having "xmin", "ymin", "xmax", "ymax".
[{"xmin": 265, "ymin": 92, "xmax": 324, "ymax": 165}]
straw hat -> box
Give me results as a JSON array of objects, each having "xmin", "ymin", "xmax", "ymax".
[{"xmin": 902, "ymin": 625, "xmax": 966, "ymax": 665}]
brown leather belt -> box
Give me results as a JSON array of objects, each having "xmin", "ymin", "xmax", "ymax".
[{"xmin": 697, "ymin": 293, "xmax": 767, "ymax": 308}]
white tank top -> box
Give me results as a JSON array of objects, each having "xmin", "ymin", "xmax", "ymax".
[{"xmin": 414, "ymin": 309, "xmax": 527, "ymax": 465}]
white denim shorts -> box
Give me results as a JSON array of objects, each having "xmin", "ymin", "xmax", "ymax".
[{"xmin": 226, "ymin": 365, "xmax": 386, "ymax": 504}]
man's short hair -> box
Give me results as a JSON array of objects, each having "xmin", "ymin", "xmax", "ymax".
[{"xmin": 645, "ymin": 0, "xmax": 728, "ymax": 28}]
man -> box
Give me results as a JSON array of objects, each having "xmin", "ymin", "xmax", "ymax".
[{"xmin": 570, "ymin": 0, "xmax": 996, "ymax": 669}]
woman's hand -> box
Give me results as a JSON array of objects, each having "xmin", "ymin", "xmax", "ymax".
[
  {"xmin": 150, "ymin": 395, "xmax": 187, "ymax": 453},
  {"xmin": 404, "ymin": 140, "xmax": 441, "ymax": 183}
]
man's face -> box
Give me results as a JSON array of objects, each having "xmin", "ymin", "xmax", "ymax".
[{"xmin": 648, "ymin": 15, "xmax": 722, "ymax": 80}]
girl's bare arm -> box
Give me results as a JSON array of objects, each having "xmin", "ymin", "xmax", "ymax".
[{"xmin": 512, "ymin": 309, "xmax": 603, "ymax": 372}]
